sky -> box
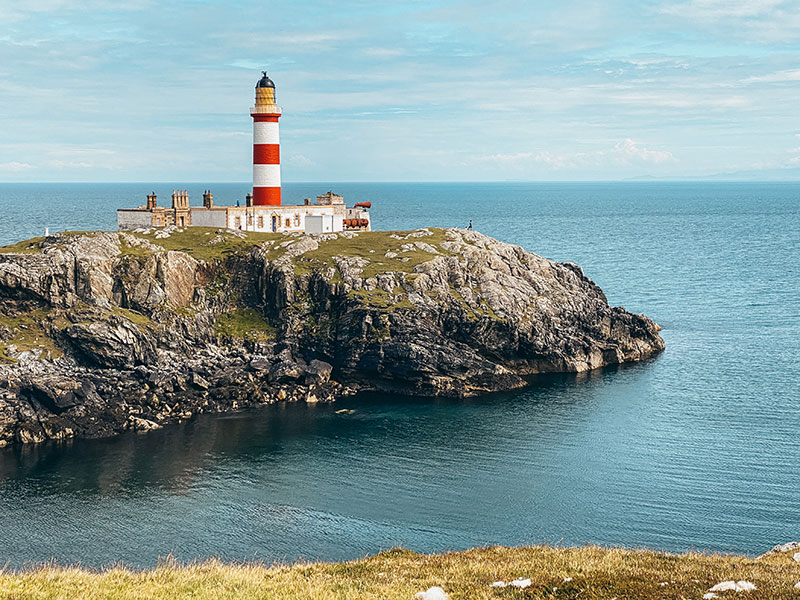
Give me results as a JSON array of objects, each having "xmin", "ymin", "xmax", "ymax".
[{"xmin": 0, "ymin": 0, "xmax": 799, "ymax": 182}]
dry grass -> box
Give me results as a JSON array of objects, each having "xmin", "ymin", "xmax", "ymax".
[{"xmin": 1, "ymin": 545, "xmax": 800, "ymax": 599}]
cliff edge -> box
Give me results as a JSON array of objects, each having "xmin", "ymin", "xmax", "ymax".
[{"xmin": 0, "ymin": 227, "xmax": 664, "ymax": 445}]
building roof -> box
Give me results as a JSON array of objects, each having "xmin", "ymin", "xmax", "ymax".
[{"xmin": 256, "ymin": 71, "xmax": 275, "ymax": 89}]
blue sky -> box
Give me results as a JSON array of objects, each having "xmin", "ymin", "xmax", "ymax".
[{"xmin": 0, "ymin": 0, "xmax": 798, "ymax": 182}]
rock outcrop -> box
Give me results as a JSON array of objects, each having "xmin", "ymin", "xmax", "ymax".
[{"xmin": 0, "ymin": 226, "xmax": 664, "ymax": 446}]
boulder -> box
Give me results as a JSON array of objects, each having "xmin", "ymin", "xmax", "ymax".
[
  {"xmin": 63, "ymin": 320, "xmax": 157, "ymax": 369},
  {"xmin": 249, "ymin": 356, "xmax": 272, "ymax": 371},
  {"xmin": 304, "ymin": 359, "xmax": 333, "ymax": 384},
  {"xmin": 269, "ymin": 360, "xmax": 305, "ymax": 383}
]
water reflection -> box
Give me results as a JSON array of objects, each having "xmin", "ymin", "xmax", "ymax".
[{"xmin": 0, "ymin": 369, "xmax": 615, "ymax": 499}]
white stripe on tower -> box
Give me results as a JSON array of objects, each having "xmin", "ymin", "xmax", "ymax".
[
  {"xmin": 253, "ymin": 121, "xmax": 279, "ymax": 145},
  {"xmin": 253, "ymin": 164, "xmax": 281, "ymax": 187}
]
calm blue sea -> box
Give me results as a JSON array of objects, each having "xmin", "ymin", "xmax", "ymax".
[{"xmin": 0, "ymin": 182, "xmax": 798, "ymax": 567}]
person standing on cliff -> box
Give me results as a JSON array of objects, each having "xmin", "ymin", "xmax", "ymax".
[{"xmin": 467, "ymin": 220, "xmax": 473, "ymax": 231}]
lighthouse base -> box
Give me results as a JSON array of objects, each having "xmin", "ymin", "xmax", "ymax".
[{"xmin": 252, "ymin": 187, "xmax": 281, "ymax": 206}]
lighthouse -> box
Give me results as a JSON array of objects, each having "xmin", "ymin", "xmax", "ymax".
[
  {"xmin": 250, "ymin": 72, "xmax": 282, "ymax": 206},
  {"xmin": 118, "ymin": 71, "xmax": 372, "ymax": 233}
]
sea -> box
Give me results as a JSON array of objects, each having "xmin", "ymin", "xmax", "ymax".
[{"xmin": 0, "ymin": 181, "xmax": 797, "ymax": 568}]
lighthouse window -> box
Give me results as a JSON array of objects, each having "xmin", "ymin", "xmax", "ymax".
[
  {"xmin": 234, "ymin": 216, "xmax": 241, "ymax": 229},
  {"xmin": 257, "ymin": 215, "xmax": 264, "ymax": 228},
  {"xmin": 285, "ymin": 218, "xmax": 291, "ymax": 228},
  {"xmin": 294, "ymin": 214, "xmax": 300, "ymax": 226},
  {"xmin": 247, "ymin": 214, "xmax": 253, "ymax": 226}
]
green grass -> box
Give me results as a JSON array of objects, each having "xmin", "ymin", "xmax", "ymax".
[
  {"xmin": 126, "ymin": 227, "xmax": 284, "ymax": 262},
  {"xmin": 0, "ymin": 236, "xmax": 45, "ymax": 254},
  {"xmin": 1, "ymin": 545, "xmax": 800, "ymax": 599},
  {"xmin": 294, "ymin": 229, "xmax": 454, "ymax": 278},
  {"xmin": 110, "ymin": 306, "xmax": 152, "ymax": 328},
  {"xmin": 0, "ymin": 308, "xmax": 62, "ymax": 362},
  {"xmin": 348, "ymin": 288, "xmax": 414, "ymax": 310},
  {"xmin": 214, "ymin": 307, "xmax": 276, "ymax": 341}
]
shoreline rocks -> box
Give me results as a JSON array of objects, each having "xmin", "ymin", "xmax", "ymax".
[{"xmin": 0, "ymin": 227, "xmax": 664, "ymax": 446}]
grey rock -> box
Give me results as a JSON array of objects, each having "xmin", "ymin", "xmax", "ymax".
[
  {"xmin": 191, "ymin": 373, "xmax": 210, "ymax": 390},
  {"xmin": 760, "ymin": 542, "xmax": 800, "ymax": 557},
  {"xmin": 269, "ymin": 360, "xmax": 304, "ymax": 383},
  {"xmin": 0, "ymin": 227, "xmax": 663, "ymax": 445},
  {"xmin": 305, "ymin": 359, "xmax": 333, "ymax": 384}
]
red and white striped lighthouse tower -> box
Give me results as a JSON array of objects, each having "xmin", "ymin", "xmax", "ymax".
[{"xmin": 250, "ymin": 72, "xmax": 281, "ymax": 206}]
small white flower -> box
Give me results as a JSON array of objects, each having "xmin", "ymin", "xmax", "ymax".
[
  {"xmin": 708, "ymin": 580, "xmax": 757, "ymax": 593},
  {"xmin": 709, "ymin": 581, "xmax": 738, "ymax": 592},
  {"xmin": 414, "ymin": 586, "xmax": 448, "ymax": 600},
  {"xmin": 735, "ymin": 581, "xmax": 757, "ymax": 592}
]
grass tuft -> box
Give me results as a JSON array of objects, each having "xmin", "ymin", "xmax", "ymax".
[
  {"xmin": 0, "ymin": 308, "xmax": 63, "ymax": 362},
  {"xmin": 126, "ymin": 227, "xmax": 283, "ymax": 262},
  {"xmin": 214, "ymin": 307, "xmax": 276, "ymax": 341},
  {"xmin": 0, "ymin": 236, "xmax": 46, "ymax": 254},
  {"xmin": 294, "ymin": 229, "xmax": 453, "ymax": 279},
  {"xmin": 1, "ymin": 545, "xmax": 799, "ymax": 599}
]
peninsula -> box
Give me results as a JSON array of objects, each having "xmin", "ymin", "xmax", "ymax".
[{"xmin": 0, "ymin": 226, "xmax": 663, "ymax": 446}]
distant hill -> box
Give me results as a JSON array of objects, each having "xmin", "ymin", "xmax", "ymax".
[{"xmin": 628, "ymin": 167, "xmax": 800, "ymax": 182}]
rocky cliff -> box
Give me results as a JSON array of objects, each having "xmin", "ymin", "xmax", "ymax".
[{"xmin": 0, "ymin": 226, "xmax": 664, "ymax": 446}]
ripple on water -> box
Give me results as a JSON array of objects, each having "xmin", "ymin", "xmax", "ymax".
[{"xmin": 0, "ymin": 182, "xmax": 798, "ymax": 567}]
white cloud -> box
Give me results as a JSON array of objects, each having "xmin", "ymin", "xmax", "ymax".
[
  {"xmin": 225, "ymin": 31, "xmax": 357, "ymax": 50},
  {"xmin": 657, "ymin": 0, "xmax": 800, "ymax": 43},
  {"xmin": 287, "ymin": 153, "xmax": 314, "ymax": 167},
  {"xmin": 533, "ymin": 152, "xmax": 571, "ymax": 169},
  {"xmin": 363, "ymin": 48, "xmax": 408, "ymax": 57},
  {"xmin": 659, "ymin": 0, "xmax": 786, "ymax": 19},
  {"xmin": 41, "ymin": 148, "xmax": 122, "ymax": 171},
  {"xmin": 476, "ymin": 152, "xmax": 533, "ymax": 164},
  {"xmin": 614, "ymin": 138, "xmax": 676, "ymax": 164},
  {"xmin": 0, "ymin": 0, "xmax": 150, "ymax": 22},
  {"xmin": 609, "ymin": 92, "xmax": 749, "ymax": 109},
  {"xmin": 229, "ymin": 60, "xmax": 264, "ymax": 71},
  {"xmin": 471, "ymin": 141, "xmax": 676, "ymax": 171},
  {"xmin": 0, "ymin": 161, "xmax": 34, "ymax": 172},
  {"xmin": 742, "ymin": 69, "xmax": 800, "ymax": 83}
]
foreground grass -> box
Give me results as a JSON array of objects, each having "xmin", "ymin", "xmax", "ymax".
[{"xmin": 2, "ymin": 546, "xmax": 800, "ymax": 599}]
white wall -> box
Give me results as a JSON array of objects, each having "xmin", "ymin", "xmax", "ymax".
[{"xmin": 219, "ymin": 206, "xmax": 340, "ymax": 233}]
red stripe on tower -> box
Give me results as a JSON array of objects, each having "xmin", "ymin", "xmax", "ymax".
[
  {"xmin": 253, "ymin": 144, "xmax": 280, "ymax": 164},
  {"xmin": 250, "ymin": 72, "xmax": 282, "ymax": 206}
]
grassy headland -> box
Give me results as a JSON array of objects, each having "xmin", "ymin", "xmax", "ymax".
[{"xmin": 2, "ymin": 545, "xmax": 800, "ymax": 599}]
